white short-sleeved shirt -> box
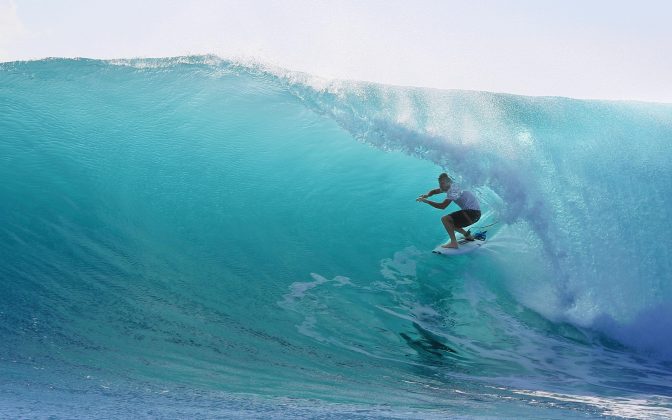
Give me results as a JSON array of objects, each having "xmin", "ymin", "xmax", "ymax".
[{"xmin": 446, "ymin": 185, "xmax": 480, "ymax": 211}]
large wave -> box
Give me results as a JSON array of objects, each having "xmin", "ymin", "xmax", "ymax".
[{"xmin": 1, "ymin": 56, "xmax": 671, "ymax": 418}]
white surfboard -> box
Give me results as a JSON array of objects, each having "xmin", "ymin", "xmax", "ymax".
[{"xmin": 432, "ymin": 231, "xmax": 487, "ymax": 256}]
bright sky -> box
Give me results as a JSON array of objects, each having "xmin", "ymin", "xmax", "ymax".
[{"xmin": 2, "ymin": 0, "xmax": 671, "ymax": 102}]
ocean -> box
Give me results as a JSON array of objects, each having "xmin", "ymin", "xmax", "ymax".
[{"xmin": 1, "ymin": 56, "xmax": 671, "ymax": 419}]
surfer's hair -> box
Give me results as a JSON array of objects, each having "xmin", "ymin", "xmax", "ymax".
[{"xmin": 438, "ymin": 173, "xmax": 451, "ymax": 182}]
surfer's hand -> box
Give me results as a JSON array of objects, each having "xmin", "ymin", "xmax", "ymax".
[{"xmin": 416, "ymin": 197, "xmax": 426, "ymax": 202}]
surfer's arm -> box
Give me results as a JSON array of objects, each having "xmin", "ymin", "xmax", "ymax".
[
  {"xmin": 420, "ymin": 188, "xmax": 442, "ymax": 199},
  {"xmin": 420, "ymin": 198, "xmax": 451, "ymax": 209}
]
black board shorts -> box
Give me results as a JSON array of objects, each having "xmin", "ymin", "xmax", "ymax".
[{"xmin": 449, "ymin": 209, "xmax": 481, "ymax": 228}]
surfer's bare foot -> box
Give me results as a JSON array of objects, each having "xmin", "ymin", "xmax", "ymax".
[{"xmin": 441, "ymin": 242, "xmax": 459, "ymax": 249}]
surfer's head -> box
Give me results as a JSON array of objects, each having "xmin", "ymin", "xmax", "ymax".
[{"xmin": 438, "ymin": 173, "xmax": 452, "ymax": 191}]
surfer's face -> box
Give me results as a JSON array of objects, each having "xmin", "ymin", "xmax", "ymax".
[{"xmin": 439, "ymin": 179, "xmax": 451, "ymax": 192}]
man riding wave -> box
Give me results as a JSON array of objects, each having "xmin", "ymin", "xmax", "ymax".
[{"xmin": 417, "ymin": 173, "xmax": 481, "ymax": 249}]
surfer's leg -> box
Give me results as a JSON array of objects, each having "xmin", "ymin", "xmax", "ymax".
[
  {"xmin": 440, "ymin": 214, "xmax": 459, "ymax": 248},
  {"xmin": 451, "ymin": 211, "xmax": 477, "ymax": 240},
  {"xmin": 456, "ymin": 227, "xmax": 474, "ymax": 240}
]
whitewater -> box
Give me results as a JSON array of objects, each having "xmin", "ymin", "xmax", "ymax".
[{"xmin": 1, "ymin": 56, "xmax": 671, "ymax": 419}]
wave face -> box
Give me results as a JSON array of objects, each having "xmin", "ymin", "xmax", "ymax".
[{"xmin": 1, "ymin": 56, "xmax": 672, "ymax": 418}]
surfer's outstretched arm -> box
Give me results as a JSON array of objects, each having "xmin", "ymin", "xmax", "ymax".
[
  {"xmin": 418, "ymin": 198, "xmax": 451, "ymax": 209},
  {"xmin": 418, "ymin": 188, "xmax": 441, "ymax": 200},
  {"xmin": 425, "ymin": 188, "xmax": 442, "ymax": 197}
]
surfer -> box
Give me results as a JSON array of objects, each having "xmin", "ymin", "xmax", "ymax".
[{"xmin": 416, "ymin": 173, "xmax": 481, "ymax": 249}]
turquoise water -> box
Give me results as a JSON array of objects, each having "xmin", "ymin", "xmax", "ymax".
[{"xmin": 1, "ymin": 56, "xmax": 671, "ymax": 418}]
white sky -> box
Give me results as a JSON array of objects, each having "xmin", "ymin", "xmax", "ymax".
[{"xmin": 1, "ymin": 0, "xmax": 671, "ymax": 102}]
